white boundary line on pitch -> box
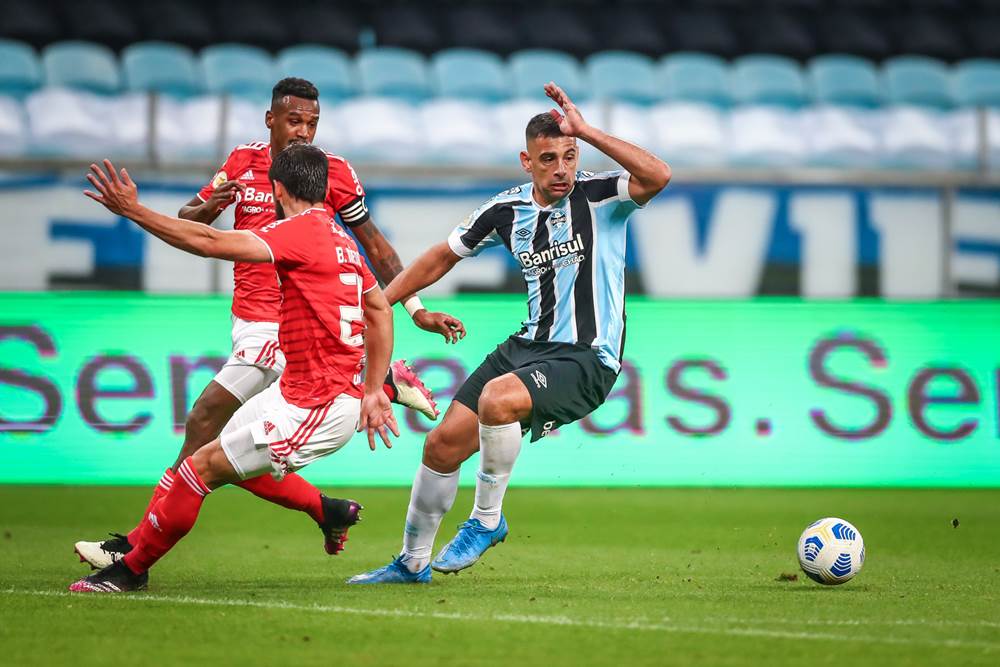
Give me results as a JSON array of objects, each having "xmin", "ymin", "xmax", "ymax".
[{"xmin": 2, "ymin": 589, "xmax": 998, "ymax": 651}]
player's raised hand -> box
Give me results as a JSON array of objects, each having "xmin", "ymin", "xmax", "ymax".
[
  {"xmin": 83, "ymin": 159, "xmax": 139, "ymax": 217},
  {"xmin": 412, "ymin": 309, "xmax": 468, "ymax": 344},
  {"xmin": 358, "ymin": 390, "xmax": 400, "ymax": 451},
  {"xmin": 544, "ymin": 82, "xmax": 589, "ymax": 138}
]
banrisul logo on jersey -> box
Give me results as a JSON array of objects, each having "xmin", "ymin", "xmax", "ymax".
[{"xmin": 518, "ymin": 234, "xmax": 585, "ymax": 277}]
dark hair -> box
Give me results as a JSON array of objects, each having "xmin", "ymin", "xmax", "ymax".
[
  {"xmin": 525, "ymin": 112, "xmax": 563, "ymax": 142},
  {"xmin": 268, "ymin": 143, "xmax": 328, "ymax": 204},
  {"xmin": 271, "ymin": 77, "xmax": 319, "ymax": 105}
]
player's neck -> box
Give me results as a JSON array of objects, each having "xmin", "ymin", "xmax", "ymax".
[{"xmin": 279, "ymin": 198, "xmax": 323, "ymax": 219}]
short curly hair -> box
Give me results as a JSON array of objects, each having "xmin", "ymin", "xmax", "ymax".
[{"xmin": 271, "ymin": 77, "xmax": 319, "ymax": 105}]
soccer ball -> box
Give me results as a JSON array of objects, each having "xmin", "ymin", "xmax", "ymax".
[{"xmin": 797, "ymin": 517, "xmax": 865, "ymax": 585}]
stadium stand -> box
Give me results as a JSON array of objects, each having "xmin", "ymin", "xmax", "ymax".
[{"xmin": 1, "ymin": 0, "xmax": 999, "ymax": 172}]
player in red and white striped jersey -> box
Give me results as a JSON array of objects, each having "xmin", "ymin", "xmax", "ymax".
[
  {"xmin": 73, "ymin": 78, "xmax": 464, "ymax": 571},
  {"xmin": 71, "ymin": 146, "xmax": 399, "ymax": 593}
]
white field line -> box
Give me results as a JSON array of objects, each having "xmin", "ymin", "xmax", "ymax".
[{"xmin": 2, "ymin": 588, "xmax": 998, "ymax": 652}]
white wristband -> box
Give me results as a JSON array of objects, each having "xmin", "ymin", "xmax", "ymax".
[{"xmin": 403, "ymin": 296, "xmax": 424, "ymax": 317}]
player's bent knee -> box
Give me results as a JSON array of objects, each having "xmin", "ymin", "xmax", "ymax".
[
  {"xmin": 479, "ymin": 376, "xmax": 530, "ymax": 425},
  {"xmin": 189, "ymin": 440, "xmax": 238, "ymax": 489},
  {"xmin": 422, "ymin": 427, "xmax": 468, "ymax": 472}
]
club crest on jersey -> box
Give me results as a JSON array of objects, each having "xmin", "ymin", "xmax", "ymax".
[{"xmin": 550, "ymin": 210, "xmax": 567, "ymax": 226}]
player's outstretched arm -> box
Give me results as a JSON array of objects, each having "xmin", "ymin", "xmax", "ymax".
[
  {"xmin": 383, "ymin": 241, "xmax": 463, "ymax": 307},
  {"xmin": 358, "ymin": 286, "xmax": 400, "ymax": 450},
  {"xmin": 84, "ymin": 160, "xmax": 270, "ymax": 263},
  {"xmin": 352, "ymin": 219, "xmax": 466, "ymax": 344},
  {"xmin": 544, "ymin": 82, "xmax": 671, "ymax": 206}
]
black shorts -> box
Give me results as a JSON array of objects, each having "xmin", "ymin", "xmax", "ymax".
[{"xmin": 453, "ymin": 335, "xmax": 619, "ymax": 442}]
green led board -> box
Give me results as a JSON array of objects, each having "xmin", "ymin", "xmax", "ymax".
[{"xmin": 1, "ymin": 294, "xmax": 997, "ymax": 486}]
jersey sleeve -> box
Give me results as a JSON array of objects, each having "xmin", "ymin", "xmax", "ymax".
[
  {"xmin": 360, "ymin": 260, "xmax": 377, "ymax": 293},
  {"xmin": 578, "ymin": 169, "xmax": 644, "ymax": 215},
  {"xmin": 326, "ymin": 157, "xmax": 370, "ymax": 228},
  {"xmin": 252, "ymin": 217, "xmax": 311, "ymax": 267},
  {"xmin": 196, "ymin": 150, "xmax": 241, "ymax": 206},
  {"xmin": 447, "ymin": 200, "xmax": 506, "ymax": 258}
]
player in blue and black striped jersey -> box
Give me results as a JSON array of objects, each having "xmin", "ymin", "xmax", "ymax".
[{"xmin": 349, "ymin": 82, "xmax": 671, "ymax": 584}]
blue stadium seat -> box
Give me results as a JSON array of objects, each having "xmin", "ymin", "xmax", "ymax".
[
  {"xmin": 732, "ymin": 55, "xmax": 808, "ymax": 108},
  {"xmin": 953, "ymin": 59, "xmax": 1000, "ymax": 107},
  {"xmin": 122, "ymin": 42, "xmax": 200, "ymax": 98},
  {"xmin": 0, "ymin": 39, "xmax": 41, "ymax": 95},
  {"xmin": 431, "ymin": 49, "xmax": 509, "ymax": 102},
  {"xmin": 277, "ymin": 46, "xmax": 357, "ymax": 101},
  {"xmin": 808, "ymin": 55, "xmax": 882, "ymax": 107},
  {"xmin": 660, "ymin": 53, "xmax": 732, "ymax": 107},
  {"xmin": 201, "ymin": 44, "xmax": 276, "ymax": 101},
  {"xmin": 42, "ymin": 41, "xmax": 120, "ymax": 94},
  {"xmin": 585, "ymin": 51, "xmax": 660, "ymax": 105},
  {"xmin": 356, "ymin": 47, "xmax": 431, "ymax": 102},
  {"xmin": 883, "ymin": 56, "xmax": 955, "ymax": 109},
  {"xmin": 509, "ymin": 50, "xmax": 587, "ymax": 101}
]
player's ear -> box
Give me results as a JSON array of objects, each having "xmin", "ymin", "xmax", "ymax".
[
  {"xmin": 265, "ymin": 109, "xmax": 274, "ymax": 130},
  {"xmin": 520, "ymin": 150, "xmax": 531, "ymax": 174}
]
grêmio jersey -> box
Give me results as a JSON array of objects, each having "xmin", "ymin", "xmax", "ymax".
[
  {"xmin": 447, "ymin": 170, "xmax": 642, "ymax": 373},
  {"xmin": 198, "ymin": 141, "xmax": 370, "ymax": 323}
]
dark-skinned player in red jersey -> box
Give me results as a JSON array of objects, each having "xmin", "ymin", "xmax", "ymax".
[{"xmin": 73, "ymin": 78, "xmax": 465, "ymax": 568}]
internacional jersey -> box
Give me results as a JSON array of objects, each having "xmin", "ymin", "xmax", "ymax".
[
  {"xmin": 252, "ymin": 208, "xmax": 377, "ymax": 408},
  {"xmin": 447, "ymin": 170, "xmax": 642, "ymax": 373},
  {"xmin": 198, "ymin": 141, "xmax": 370, "ymax": 323}
]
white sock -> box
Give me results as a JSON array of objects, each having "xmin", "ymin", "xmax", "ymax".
[
  {"xmin": 471, "ymin": 421, "xmax": 522, "ymax": 530},
  {"xmin": 401, "ymin": 464, "xmax": 459, "ymax": 572}
]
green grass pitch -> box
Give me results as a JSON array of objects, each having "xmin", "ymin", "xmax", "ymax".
[{"xmin": 1, "ymin": 485, "xmax": 998, "ymax": 666}]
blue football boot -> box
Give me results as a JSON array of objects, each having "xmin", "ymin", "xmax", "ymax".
[
  {"xmin": 346, "ymin": 555, "xmax": 431, "ymax": 584},
  {"xmin": 431, "ymin": 515, "xmax": 508, "ymax": 574}
]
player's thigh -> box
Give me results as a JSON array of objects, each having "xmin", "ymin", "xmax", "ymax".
[
  {"xmin": 452, "ymin": 342, "xmax": 515, "ymax": 416},
  {"xmin": 212, "ymin": 361, "xmax": 280, "ymax": 406},
  {"xmin": 512, "ymin": 353, "xmax": 617, "ymax": 442},
  {"xmin": 220, "ymin": 387, "xmax": 360, "ymax": 481}
]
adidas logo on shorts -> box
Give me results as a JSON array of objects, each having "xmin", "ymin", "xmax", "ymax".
[{"xmin": 263, "ymin": 420, "xmax": 276, "ymax": 435}]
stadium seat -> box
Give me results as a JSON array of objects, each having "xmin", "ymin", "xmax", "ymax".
[
  {"xmin": 817, "ymin": 11, "xmax": 893, "ymax": 62},
  {"xmin": 585, "ymin": 52, "xmax": 660, "ymax": 105},
  {"xmin": 277, "ymin": 45, "xmax": 357, "ymax": 101},
  {"xmin": 445, "ymin": 7, "xmax": 521, "ymax": 55},
  {"xmin": 879, "ymin": 106, "xmax": 954, "ymax": 169},
  {"xmin": 597, "ymin": 6, "xmax": 666, "ymax": 57},
  {"xmin": 292, "ymin": 5, "xmax": 363, "ymax": 53},
  {"xmin": 509, "ymin": 50, "xmax": 587, "ymax": 102},
  {"xmin": 741, "ymin": 11, "xmax": 818, "ymax": 61},
  {"xmin": 419, "ymin": 99, "xmax": 502, "ymax": 163},
  {"xmin": 728, "ymin": 106, "xmax": 809, "ymax": 166},
  {"xmin": 431, "ymin": 49, "xmax": 510, "ymax": 102},
  {"xmin": 0, "ymin": 0, "xmax": 61, "ymax": 49},
  {"xmin": 60, "ymin": 0, "xmax": 140, "ymax": 52},
  {"xmin": 333, "ymin": 97, "xmax": 423, "ymax": 163},
  {"xmin": 607, "ymin": 102, "xmax": 655, "ymax": 156},
  {"xmin": 660, "ymin": 53, "xmax": 732, "ymax": 107},
  {"xmin": 883, "ymin": 56, "xmax": 955, "ymax": 109},
  {"xmin": 0, "ymin": 39, "xmax": 42, "ymax": 95},
  {"xmin": 492, "ymin": 97, "xmax": 608, "ymax": 167},
  {"xmin": 201, "ymin": 44, "xmax": 276, "ymax": 102},
  {"xmin": 800, "ymin": 106, "xmax": 880, "ymax": 166},
  {"xmin": 808, "ymin": 55, "xmax": 882, "ymax": 107},
  {"xmin": 154, "ymin": 95, "xmax": 223, "ymax": 161},
  {"xmin": 356, "ymin": 48, "xmax": 431, "ymax": 102},
  {"xmin": 26, "ymin": 87, "xmax": 148, "ymax": 158},
  {"xmin": 953, "ymin": 59, "xmax": 1000, "ymax": 107},
  {"xmin": 140, "ymin": 2, "xmax": 215, "ymax": 51},
  {"xmin": 374, "ymin": 6, "xmax": 442, "ymax": 54},
  {"xmin": 519, "ymin": 8, "xmax": 597, "ymax": 58},
  {"xmin": 221, "ymin": 96, "xmax": 268, "ymax": 153},
  {"xmin": 647, "ymin": 102, "xmax": 729, "ymax": 166},
  {"xmin": 949, "ymin": 107, "xmax": 1000, "ymax": 170},
  {"xmin": 732, "ymin": 56, "xmax": 809, "ymax": 107},
  {"xmin": 122, "ymin": 42, "xmax": 201, "ymax": 98},
  {"xmin": 664, "ymin": 11, "xmax": 741, "ymax": 60},
  {"xmin": 895, "ymin": 13, "xmax": 965, "ymax": 62},
  {"xmin": 215, "ymin": 1, "xmax": 291, "ymax": 54},
  {"xmin": 0, "ymin": 95, "xmax": 28, "ymax": 156},
  {"xmin": 42, "ymin": 42, "xmax": 121, "ymax": 95}
]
